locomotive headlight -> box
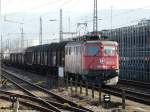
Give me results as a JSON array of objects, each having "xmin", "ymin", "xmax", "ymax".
[
  {"xmin": 99, "ymin": 58, "xmax": 104, "ymax": 64},
  {"xmin": 116, "ymin": 70, "xmax": 119, "ymax": 73}
]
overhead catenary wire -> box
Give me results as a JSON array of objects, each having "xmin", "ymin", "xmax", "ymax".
[
  {"xmin": 114, "ymin": 5, "xmax": 150, "ymax": 17},
  {"xmin": 101, "ymin": 5, "xmax": 150, "ymax": 23},
  {"xmin": 3, "ymin": 0, "xmax": 64, "ymax": 16},
  {"xmin": 40, "ymin": 0, "xmax": 75, "ymax": 17},
  {"xmin": 73, "ymin": 4, "xmax": 150, "ymax": 30},
  {"xmin": 3, "ymin": 0, "xmax": 75, "ymax": 23},
  {"xmin": 24, "ymin": 0, "xmax": 64, "ymax": 11},
  {"xmin": 6, "ymin": 0, "xmax": 76, "ymax": 24},
  {"xmin": 3, "ymin": 1, "xmax": 150, "ymax": 21}
]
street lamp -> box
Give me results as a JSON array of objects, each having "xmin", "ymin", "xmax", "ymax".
[{"xmin": 49, "ymin": 19, "xmax": 57, "ymax": 22}]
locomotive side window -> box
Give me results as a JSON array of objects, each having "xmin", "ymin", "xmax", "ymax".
[
  {"xmin": 32, "ymin": 53, "xmax": 34, "ymax": 63},
  {"xmin": 71, "ymin": 47, "xmax": 74, "ymax": 55},
  {"xmin": 104, "ymin": 46, "xmax": 116, "ymax": 56},
  {"xmin": 72, "ymin": 47, "xmax": 74, "ymax": 55},
  {"xmin": 75, "ymin": 47, "xmax": 78, "ymax": 55},
  {"xmin": 38, "ymin": 52, "xmax": 40, "ymax": 64},
  {"xmin": 76, "ymin": 47, "xmax": 79, "ymax": 55},
  {"xmin": 80, "ymin": 46, "xmax": 82, "ymax": 54},
  {"xmin": 69, "ymin": 47, "xmax": 71, "ymax": 55},
  {"xmin": 86, "ymin": 45, "xmax": 99, "ymax": 56},
  {"xmin": 65, "ymin": 47, "xmax": 68, "ymax": 55},
  {"xmin": 73, "ymin": 47, "xmax": 75, "ymax": 55}
]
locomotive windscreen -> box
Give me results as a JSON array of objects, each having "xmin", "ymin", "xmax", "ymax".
[
  {"xmin": 104, "ymin": 46, "xmax": 116, "ymax": 56},
  {"xmin": 86, "ymin": 45, "xmax": 99, "ymax": 56}
]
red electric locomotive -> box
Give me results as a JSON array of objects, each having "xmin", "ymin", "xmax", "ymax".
[{"xmin": 65, "ymin": 35, "xmax": 119, "ymax": 85}]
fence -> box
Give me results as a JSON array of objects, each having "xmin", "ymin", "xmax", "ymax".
[{"xmin": 102, "ymin": 23, "xmax": 150, "ymax": 82}]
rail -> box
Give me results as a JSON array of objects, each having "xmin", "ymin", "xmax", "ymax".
[{"xmin": 1, "ymin": 68, "xmax": 93, "ymax": 112}]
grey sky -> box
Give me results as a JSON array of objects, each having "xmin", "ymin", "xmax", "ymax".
[{"xmin": 2, "ymin": 0, "xmax": 150, "ymax": 14}]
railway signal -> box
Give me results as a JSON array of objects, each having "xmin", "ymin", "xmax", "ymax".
[
  {"xmin": 10, "ymin": 95, "xmax": 19, "ymax": 110},
  {"xmin": 103, "ymin": 94, "xmax": 111, "ymax": 108}
]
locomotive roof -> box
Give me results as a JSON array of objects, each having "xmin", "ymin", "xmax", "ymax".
[
  {"xmin": 86, "ymin": 40, "xmax": 118, "ymax": 45},
  {"xmin": 66, "ymin": 40, "xmax": 118, "ymax": 46}
]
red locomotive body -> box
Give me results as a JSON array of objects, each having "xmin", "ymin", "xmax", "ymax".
[
  {"xmin": 83, "ymin": 41, "xmax": 119, "ymax": 71},
  {"xmin": 65, "ymin": 40, "xmax": 119, "ymax": 85}
]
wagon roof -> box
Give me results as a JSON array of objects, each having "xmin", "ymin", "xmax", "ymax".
[
  {"xmin": 10, "ymin": 48, "xmax": 26, "ymax": 54},
  {"xmin": 25, "ymin": 46, "xmax": 36, "ymax": 52},
  {"xmin": 47, "ymin": 43, "xmax": 59, "ymax": 51},
  {"xmin": 34, "ymin": 44, "xmax": 49, "ymax": 51},
  {"xmin": 66, "ymin": 40, "xmax": 118, "ymax": 46},
  {"xmin": 57, "ymin": 41, "xmax": 69, "ymax": 49}
]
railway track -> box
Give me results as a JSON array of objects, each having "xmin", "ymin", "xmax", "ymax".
[
  {"xmin": 69, "ymin": 80, "xmax": 150, "ymax": 106},
  {"xmin": 1, "ymin": 68, "xmax": 93, "ymax": 112},
  {"xmin": 119, "ymin": 79, "xmax": 150, "ymax": 90},
  {"xmin": 2, "ymin": 66, "xmax": 150, "ymax": 109},
  {"xmin": 103, "ymin": 85, "xmax": 150, "ymax": 105},
  {"xmin": 0, "ymin": 90, "xmax": 55, "ymax": 112}
]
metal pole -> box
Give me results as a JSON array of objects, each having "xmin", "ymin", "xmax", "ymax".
[
  {"xmin": 59, "ymin": 9, "xmax": 63, "ymax": 42},
  {"xmin": 110, "ymin": 6, "xmax": 113, "ymax": 37},
  {"xmin": 0, "ymin": 0, "xmax": 2, "ymax": 88},
  {"xmin": 14, "ymin": 99, "xmax": 19, "ymax": 112},
  {"xmin": 39, "ymin": 16, "xmax": 42, "ymax": 45},
  {"xmin": 0, "ymin": 0, "xmax": 1, "ymax": 17},
  {"xmin": 86, "ymin": 82, "xmax": 88, "ymax": 96},
  {"xmin": 21, "ymin": 26, "xmax": 24, "ymax": 49},
  {"xmin": 122, "ymin": 89, "xmax": 126, "ymax": 109},
  {"xmin": 93, "ymin": 0, "xmax": 98, "ymax": 34},
  {"xmin": 75, "ymin": 75, "xmax": 78, "ymax": 94},
  {"xmin": 99, "ymin": 84, "xmax": 101, "ymax": 103},
  {"xmin": 68, "ymin": 16, "xmax": 70, "ymax": 32},
  {"xmin": 70, "ymin": 78, "xmax": 73, "ymax": 94},
  {"xmin": 80, "ymin": 81, "xmax": 82, "ymax": 94},
  {"xmin": 92, "ymin": 83, "xmax": 94, "ymax": 98},
  {"xmin": 65, "ymin": 72, "xmax": 68, "ymax": 90},
  {"xmin": 0, "ymin": 35, "xmax": 2, "ymax": 87},
  {"xmin": 110, "ymin": 6, "xmax": 113, "ymax": 30}
]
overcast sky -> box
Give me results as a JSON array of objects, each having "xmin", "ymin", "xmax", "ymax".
[
  {"xmin": 1, "ymin": 0, "xmax": 150, "ymax": 49},
  {"xmin": 2, "ymin": 0, "xmax": 150, "ymax": 14}
]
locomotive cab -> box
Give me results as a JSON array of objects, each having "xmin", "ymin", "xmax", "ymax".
[
  {"xmin": 65, "ymin": 36, "xmax": 119, "ymax": 86},
  {"xmin": 83, "ymin": 41, "xmax": 119, "ymax": 85}
]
